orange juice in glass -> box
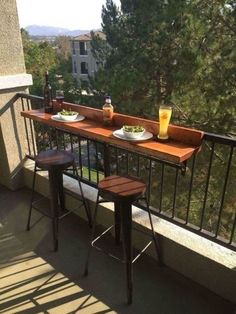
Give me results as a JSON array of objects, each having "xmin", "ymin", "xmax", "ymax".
[{"xmin": 158, "ymin": 105, "xmax": 172, "ymax": 140}]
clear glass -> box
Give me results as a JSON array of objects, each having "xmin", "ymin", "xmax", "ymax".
[
  {"xmin": 55, "ymin": 90, "xmax": 64, "ymax": 113},
  {"xmin": 158, "ymin": 105, "xmax": 172, "ymax": 140},
  {"xmin": 56, "ymin": 90, "xmax": 64, "ymax": 104}
]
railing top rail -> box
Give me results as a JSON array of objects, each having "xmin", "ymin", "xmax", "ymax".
[
  {"xmin": 17, "ymin": 93, "xmax": 43, "ymax": 101},
  {"xmin": 18, "ymin": 93, "xmax": 236, "ymax": 146},
  {"xmin": 203, "ymin": 132, "xmax": 236, "ymax": 146}
]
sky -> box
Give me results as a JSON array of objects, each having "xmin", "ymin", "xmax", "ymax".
[{"xmin": 16, "ymin": 0, "xmax": 120, "ymax": 30}]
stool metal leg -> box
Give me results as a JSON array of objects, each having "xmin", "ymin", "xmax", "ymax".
[
  {"xmin": 27, "ymin": 163, "xmax": 37, "ymax": 231},
  {"xmin": 114, "ymin": 203, "xmax": 121, "ymax": 245},
  {"xmin": 26, "ymin": 164, "xmax": 37, "ymax": 231},
  {"xmin": 145, "ymin": 193, "xmax": 162, "ymax": 266},
  {"xmin": 73, "ymin": 162, "xmax": 92, "ymax": 227},
  {"xmin": 58, "ymin": 171, "xmax": 65, "ymax": 212},
  {"xmin": 84, "ymin": 191, "xmax": 100, "ymax": 276},
  {"xmin": 120, "ymin": 201, "xmax": 133, "ymax": 305},
  {"xmin": 49, "ymin": 170, "xmax": 59, "ymax": 252}
]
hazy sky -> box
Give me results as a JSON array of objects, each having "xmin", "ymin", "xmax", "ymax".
[{"xmin": 16, "ymin": 0, "xmax": 120, "ymax": 30}]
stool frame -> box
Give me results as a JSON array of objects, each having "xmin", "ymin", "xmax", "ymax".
[
  {"xmin": 84, "ymin": 183, "xmax": 161, "ymax": 304},
  {"xmin": 27, "ymin": 159, "xmax": 91, "ymax": 251}
]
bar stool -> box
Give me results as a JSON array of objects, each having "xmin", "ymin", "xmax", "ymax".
[
  {"xmin": 84, "ymin": 175, "xmax": 161, "ymax": 304},
  {"xmin": 27, "ymin": 150, "xmax": 91, "ymax": 251}
]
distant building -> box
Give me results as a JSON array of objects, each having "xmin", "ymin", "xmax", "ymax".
[{"xmin": 71, "ymin": 31, "xmax": 105, "ymax": 84}]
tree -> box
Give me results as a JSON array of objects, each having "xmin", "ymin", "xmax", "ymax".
[
  {"xmin": 21, "ymin": 29, "xmax": 78, "ymax": 101},
  {"xmin": 54, "ymin": 36, "xmax": 72, "ymax": 59},
  {"xmin": 21, "ymin": 28, "xmax": 59, "ymax": 95},
  {"xmin": 91, "ymin": 0, "xmax": 236, "ymax": 133}
]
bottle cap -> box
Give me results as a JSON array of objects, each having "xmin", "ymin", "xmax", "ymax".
[{"xmin": 105, "ymin": 95, "xmax": 111, "ymax": 103}]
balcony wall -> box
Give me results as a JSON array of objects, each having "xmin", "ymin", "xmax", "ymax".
[{"xmin": 0, "ymin": 0, "xmax": 32, "ymax": 189}]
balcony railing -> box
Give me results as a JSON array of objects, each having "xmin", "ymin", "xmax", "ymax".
[{"xmin": 18, "ymin": 93, "xmax": 236, "ymax": 251}]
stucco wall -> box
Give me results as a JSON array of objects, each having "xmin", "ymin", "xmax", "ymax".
[
  {"xmin": 0, "ymin": 0, "xmax": 32, "ymax": 189},
  {"xmin": 0, "ymin": 0, "xmax": 25, "ymax": 75},
  {"xmin": 71, "ymin": 40, "xmax": 98, "ymax": 82}
]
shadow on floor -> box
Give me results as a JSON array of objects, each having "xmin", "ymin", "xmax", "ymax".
[{"xmin": 0, "ymin": 185, "xmax": 235, "ymax": 314}]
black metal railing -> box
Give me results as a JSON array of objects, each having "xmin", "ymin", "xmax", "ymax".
[{"xmin": 18, "ymin": 93, "xmax": 236, "ymax": 251}]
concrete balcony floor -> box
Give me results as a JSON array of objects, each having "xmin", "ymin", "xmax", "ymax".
[{"xmin": 0, "ymin": 185, "xmax": 235, "ymax": 314}]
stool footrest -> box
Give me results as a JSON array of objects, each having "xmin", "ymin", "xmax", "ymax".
[
  {"xmin": 32, "ymin": 196, "xmax": 73, "ymax": 220},
  {"xmin": 91, "ymin": 224, "xmax": 155, "ymax": 264}
]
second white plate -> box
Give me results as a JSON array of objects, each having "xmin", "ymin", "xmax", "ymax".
[
  {"xmin": 113, "ymin": 129, "xmax": 153, "ymax": 141},
  {"xmin": 51, "ymin": 114, "xmax": 85, "ymax": 123}
]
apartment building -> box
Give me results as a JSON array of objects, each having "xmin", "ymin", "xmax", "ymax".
[{"xmin": 71, "ymin": 31, "xmax": 105, "ymax": 84}]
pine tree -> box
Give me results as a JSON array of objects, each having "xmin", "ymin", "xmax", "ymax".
[{"xmin": 91, "ymin": 0, "xmax": 236, "ymax": 133}]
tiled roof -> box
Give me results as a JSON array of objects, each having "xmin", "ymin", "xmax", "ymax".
[{"xmin": 73, "ymin": 31, "xmax": 106, "ymax": 41}]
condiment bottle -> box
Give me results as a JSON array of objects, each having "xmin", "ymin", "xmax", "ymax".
[
  {"xmin": 43, "ymin": 70, "xmax": 53, "ymax": 113},
  {"xmin": 102, "ymin": 96, "xmax": 113, "ymax": 126}
]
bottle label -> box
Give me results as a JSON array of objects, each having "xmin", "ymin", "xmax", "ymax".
[
  {"xmin": 103, "ymin": 107, "xmax": 113, "ymax": 126},
  {"xmin": 103, "ymin": 107, "xmax": 113, "ymax": 119}
]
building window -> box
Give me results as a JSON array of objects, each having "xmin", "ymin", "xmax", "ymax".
[
  {"xmin": 79, "ymin": 42, "xmax": 87, "ymax": 55},
  {"xmin": 81, "ymin": 62, "xmax": 88, "ymax": 74},
  {"xmin": 73, "ymin": 61, "xmax": 77, "ymax": 73},
  {"xmin": 72, "ymin": 41, "xmax": 76, "ymax": 55}
]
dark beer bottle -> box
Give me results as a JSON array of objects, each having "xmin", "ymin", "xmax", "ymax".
[{"xmin": 43, "ymin": 71, "xmax": 53, "ymax": 113}]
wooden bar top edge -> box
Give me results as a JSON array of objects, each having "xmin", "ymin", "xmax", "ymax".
[
  {"xmin": 61, "ymin": 103, "xmax": 204, "ymax": 146},
  {"xmin": 21, "ymin": 108, "xmax": 204, "ymax": 164}
]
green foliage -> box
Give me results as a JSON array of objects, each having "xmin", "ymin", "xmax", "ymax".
[
  {"xmin": 90, "ymin": 0, "xmax": 236, "ymax": 133},
  {"xmin": 21, "ymin": 29, "xmax": 58, "ymax": 95},
  {"xmin": 21, "ymin": 29, "xmax": 78, "ymax": 101},
  {"xmin": 54, "ymin": 36, "xmax": 72, "ymax": 59}
]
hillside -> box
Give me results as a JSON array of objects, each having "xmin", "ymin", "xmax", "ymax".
[{"xmin": 25, "ymin": 25, "xmax": 89, "ymax": 36}]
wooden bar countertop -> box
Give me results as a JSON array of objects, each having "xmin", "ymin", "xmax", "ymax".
[{"xmin": 21, "ymin": 103, "xmax": 204, "ymax": 165}]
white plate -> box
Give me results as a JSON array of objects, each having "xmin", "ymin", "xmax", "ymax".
[
  {"xmin": 113, "ymin": 129, "xmax": 153, "ymax": 141},
  {"xmin": 51, "ymin": 114, "xmax": 85, "ymax": 123}
]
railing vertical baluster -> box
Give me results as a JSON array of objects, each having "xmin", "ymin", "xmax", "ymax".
[
  {"xmin": 49, "ymin": 127, "xmax": 53, "ymax": 150},
  {"xmin": 115, "ymin": 147, "xmax": 119, "ymax": 175},
  {"xmin": 137, "ymin": 155, "xmax": 140, "ymax": 177},
  {"xmin": 95, "ymin": 142, "xmax": 99, "ymax": 184},
  {"xmin": 186, "ymin": 155, "xmax": 196, "ymax": 224},
  {"xmin": 21, "ymin": 96, "xmax": 31, "ymax": 157},
  {"xmin": 28, "ymin": 115, "xmax": 36, "ymax": 158},
  {"xmin": 20, "ymin": 95, "xmax": 25, "ymax": 110},
  {"xmin": 78, "ymin": 136, "xmax": 83, "ymax": 178},
  {"xmin": 26, "ymin": 98, "xmax": 30, "ymax": 110},
  {"xmin": 42, "ymin": 125, "xmax": 46, "ymax": 150},
  {"xmin": 61, "ymin": 130, "xmax": 64, "ymax": 149},
  {"xmin": 87, "ymin": 140, "xmax": 91, "ymax": 182},
  {"xmin": 127, "ymin": 152, "xmax": 130, "ymax": 174},
  {"xmin": 147, "ymin": 159, "xmax": 152, "ymax": 208},
  {"xmin": 200, "ymin": 142, "xmax": 215, "ymax": 230},
  {"xmin": 172, "ymin": 168, "xmax": 179, "ymax": 218},
  {"xmin": 215, "ymin": 146, "xmax": 234, "ymax": 238},
  {"xmin": 26, "ymin": 98, "xmax": 37, "ymax": 156},
  {"xmin": 55, "ymin": 129, "xmax": 59, "ymax": 150},
  {"xmin": 229, "ymin": 213, "xmax": 236, "ymax": 244},
  {"xmin": 159, "ymin": 163, "xmax": 165, "ymax": 213},
  {"xmin": 70, "ymin": 134, "xmax": 74, "ymax": 153},
  {"xmin": 69, "ymin": 134, "xmax": 75, "ymax": 176},
  {"xmin": 103, "ymin": 143, "xmax": 110, "ymax": 177}
]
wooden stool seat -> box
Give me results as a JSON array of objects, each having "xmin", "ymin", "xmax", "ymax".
[
  {"xmin": 84, "ymin": 175, "xmax": 161, "ymax": 304},
  {"xmin": 35, "ymin": 150, "xmax": 74, "ymax": 170},
  {"xmin": 98, "ymin": 175, "xmax": 146, "ymax": 202}
]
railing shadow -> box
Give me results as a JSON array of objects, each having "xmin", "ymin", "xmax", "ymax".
[{"xmin": 0, "ymin": 184, "xmax": 234, "ymax": 313}]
